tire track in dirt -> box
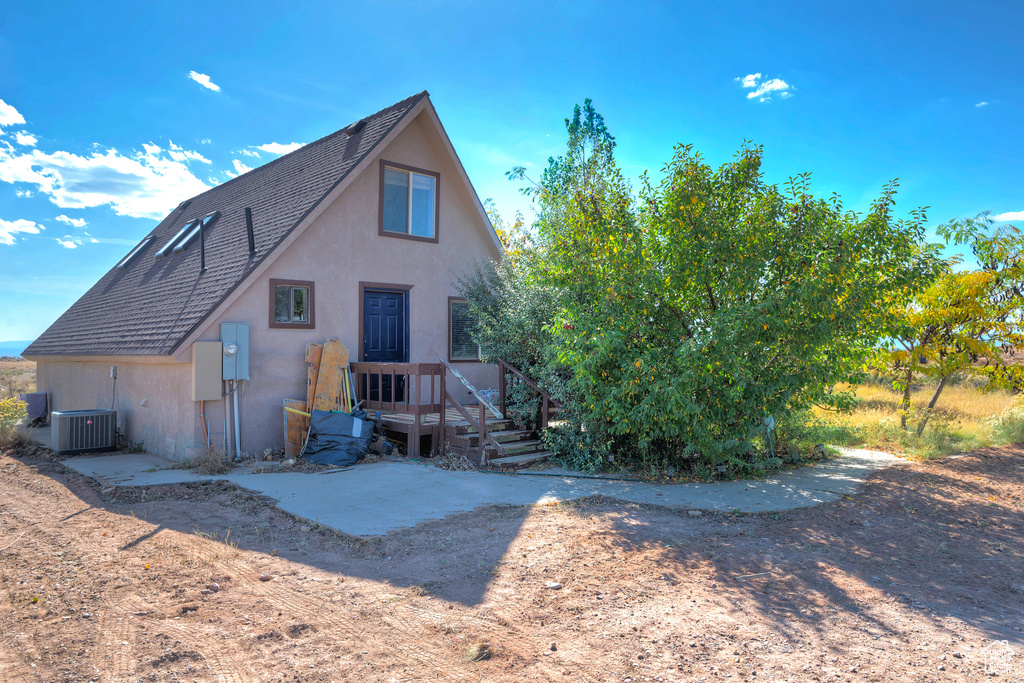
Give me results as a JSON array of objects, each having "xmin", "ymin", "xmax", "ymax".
[
  {"xmin": 394, "ymin": 602, "xmax": 583, "ymax": 681},
  {"xmin": 1, "ymin": 459, "xmax": 257, "ymax": 683},
  {"xmin": 0, "ymin": 636, "xmax": 38, "ymax": 683},
  {"xmin": 154, "ymin": 619, "xmax": 256, "ymax": 683},
  {"xmin": 96, "ymin": 600, "xmax": 137, "ymax": 683},
  {"xmin": 210, "ymin": 555, "xmax": 481, "ymax": 682}
]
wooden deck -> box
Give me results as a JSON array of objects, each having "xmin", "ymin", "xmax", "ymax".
[{"xmin": 378, "ymin": 407, "xmax": 504, "ymax": 428}]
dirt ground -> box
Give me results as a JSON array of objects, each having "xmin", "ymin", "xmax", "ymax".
[{"xmin": 0, "ymin": 444, "xmax": 1022, "ymax": 682}]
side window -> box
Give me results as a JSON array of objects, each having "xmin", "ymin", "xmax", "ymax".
[
  {"xmin": 449, "ymin": 298, "xmax": 480, "ymax": 361},
  {"xmin": 379, "ymin": 161, "xmax": 439, "ymax": 243},
  {"xmin": 269, "ymin": 279, "xmax": 315, "ymax": 329}
]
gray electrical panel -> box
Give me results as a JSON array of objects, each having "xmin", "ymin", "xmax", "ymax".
[{"xmin": 220, "ymin": 322, "xmax": 250, "ymax": 380}]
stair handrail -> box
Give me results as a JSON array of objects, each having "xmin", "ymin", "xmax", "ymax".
[
  {"xmin": 439, "ymin": 357, "xmax": 505, "ymax": 466},
  {"xmin": 498, "ymin": 359, "xmax": 561, "ymax": 431},
  {"xmin": 438, "ymin": 358, "xmax": 504, "ymax": 419}
]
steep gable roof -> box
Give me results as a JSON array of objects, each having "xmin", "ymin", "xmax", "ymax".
[{"xmin": 25, "ymin": 92, "xmax": 428, "ymax": 357}]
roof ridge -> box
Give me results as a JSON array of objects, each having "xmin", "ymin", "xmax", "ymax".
[{"xmin": 176, "ymin": 91, "xmax": 429, "ymax": 209}]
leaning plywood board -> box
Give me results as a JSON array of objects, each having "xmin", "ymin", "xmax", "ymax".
[
  {"xmin": 312, "ymin": 339, "xmax": 349, "ymax": 413},
  {"xmin": 303, "ymin": 342, "xmax": 324, "ymax": 444},
  {"xmin": 305, "ymin": 342, "xmax": 323, "ymax": 413},
  {"xmin": 283, "ymin": 398, "xmax": 307, "ymax": 459}
]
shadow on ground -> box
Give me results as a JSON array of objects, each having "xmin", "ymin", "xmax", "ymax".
[
  {"xmin": 589, "ymin": 446, "xmax": 1024, "ymax": 645},
  {"xmin": 9, "ymin": 444, "xmax": 1024, "ymax": 638}
]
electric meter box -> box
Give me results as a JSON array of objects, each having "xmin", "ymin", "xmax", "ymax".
[
  {"xmin": 192, "ymin": 341, "xmax": 223, "ymax": 401},
  {"xmin": 220, "ymin": 323, "xmax": 250, "ymax": 380}
]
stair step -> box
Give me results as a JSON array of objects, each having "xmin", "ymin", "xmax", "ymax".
[
  {"xmin": 494, "ymin": 440, "xmax": 544, "ymax": 455},
  {"xmin": 490, "ymin": 430, "xmax": 534, "ymax": 443},
  {"xmin": 445, "ymin": 420, "xmax": 516, "ymax": 436},
  {"xmin": 448, "ymin": 429, "xmax": 532, "ymax": 449},
  {"xmin": 488, "ymin": 451, "xmax": 553, "ymax": 469}
]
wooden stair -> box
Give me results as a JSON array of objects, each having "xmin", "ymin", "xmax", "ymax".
[
  {"xmin": 443, "ymin": 420, "xmax": 553, "ymax": 470},
  {"xmin": 438, "ymin": 357, "xmax": 557, "ymax": 471}
]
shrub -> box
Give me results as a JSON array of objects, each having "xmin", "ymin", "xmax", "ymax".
[
  {"xmin": 994, "ymin": 396, "xmax": 1024, "ymax": 445},
  {"xmin": 0, "ymin": 397, "xmax": 27, "ymax": 444}
]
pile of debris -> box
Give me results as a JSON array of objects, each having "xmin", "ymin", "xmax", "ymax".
[{"xmin": 282, "ymin": 339, "xmax": 384, "ymax": 468}]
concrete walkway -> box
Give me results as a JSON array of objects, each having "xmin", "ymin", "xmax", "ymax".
[{"xmin": 59, "ymin": 448, "xmax": 899, "ymax": 536}]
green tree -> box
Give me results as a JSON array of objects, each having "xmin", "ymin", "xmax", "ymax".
[{"xmin": 465, "ymin": 101, "xmax": 945, "ymax": 473}]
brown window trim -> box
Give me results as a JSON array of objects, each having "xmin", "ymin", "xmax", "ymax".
[
  {"xmin": 358, "ymin": 281, "xmax": 414, "ymax": 361},
  {"xmin": 378, "ymin": 160, "xmax": 440, "ymax": 244},
  {"xmin": 269, "ymin": 278, "xmax": 316, "ymax": 329},
  {"xmin": 448, "ymin": 296, "xmax": 481, "ymax": 363}
]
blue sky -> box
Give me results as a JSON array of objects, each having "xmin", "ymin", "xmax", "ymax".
[{"xmin": 1, "ymin": 0, "xmax": 1021, "ymax": 342}]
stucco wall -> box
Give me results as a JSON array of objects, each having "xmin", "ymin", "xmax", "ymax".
[
  {"xmin": 191, "ymin": 111, "xmax": 502, "ymax": 456},
  {"xmin": 36, "ymin": 359, "xmax": 195, "ymax": 458}
]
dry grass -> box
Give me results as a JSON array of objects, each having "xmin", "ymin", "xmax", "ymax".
[
  {"xmin": 802, "ymin": 378, "xmax": 1020, "ymax": 459},
  {"xmin": 0, "ymin": 358, "xmax": 35, "ymax": 398}
]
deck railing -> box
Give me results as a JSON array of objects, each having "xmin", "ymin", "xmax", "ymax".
[{"xmin": 350, "ymin": 362, "xmax": 445, "ymax": 415}]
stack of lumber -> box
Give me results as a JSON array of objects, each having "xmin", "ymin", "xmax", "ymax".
[{"xmin": 283, "ymin": 339, "xmax": 355, "ymax": 458}]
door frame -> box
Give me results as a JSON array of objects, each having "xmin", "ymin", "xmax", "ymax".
[{"xmin": 358, "ymin": 281, "xmax": 413, "ymax": 362}]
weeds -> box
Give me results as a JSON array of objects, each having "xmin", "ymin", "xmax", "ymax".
[
  {"xmin": 793, "ymin": 379, "xmax": 1018, "ymax": 459},
  {"xmin": 169, "ymin": 449, "xmax": 233, "ymax": 475},
  {"xmin": 993, "ymin": 396, "xmax": 1024, "ymax": 444}
]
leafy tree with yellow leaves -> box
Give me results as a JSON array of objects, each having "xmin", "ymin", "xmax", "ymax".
[{"xmin": 872, "ymin": 213, "xmax": 1024, "ymax": 433}]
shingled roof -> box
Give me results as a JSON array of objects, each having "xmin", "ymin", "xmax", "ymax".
[{"xmin": 25, "ymin": 91, "xmax": 428, "ymax": 357}]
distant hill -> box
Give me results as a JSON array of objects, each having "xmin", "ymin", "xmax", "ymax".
[{"xmin": 0, "ymin": 341, "xmax": 33, "ymax": 358}]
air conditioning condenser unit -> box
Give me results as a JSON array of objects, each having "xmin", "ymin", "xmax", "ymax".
[{"xmin": 51, "ymin": 409, "xmax": 117, "ymax": 455}]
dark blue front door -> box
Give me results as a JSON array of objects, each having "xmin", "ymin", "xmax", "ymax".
[{"xmin": 363, "ymin": 289, "xmax": 407, "ymax": 402}]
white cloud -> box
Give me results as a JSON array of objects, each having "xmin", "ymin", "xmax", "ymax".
[
  {"xmin": 0, "ymin": 99, "xmax": 25, "ymax": 127},
  {"xmin": 975, "ymin": 101, "xmax": 989, "ymax": 108},
  {"xmin": 225, "ymin": 159, "xmax": 252, "ymax": 178},
  {"xmin": 169, "ymin": 149, "xmax": 211, "ymax": 164},
  {"xmin": 188, "ymin": 71, "xmax": 221, "ymax": 92},
  {"xmin": 256, "ymin": 142, "xmax": 304, "ymax": 155},
  {"xmin": 14, "ymin": 189, "xmax": 31, "ymax": 198},
  {"xmin": 55, "ymin": 235, "xmax": 80, "ymax": 249},
  {"xmin": 735, "ymin": 73, "xmax": 793, "ymax": 102},
  {"xmin": 165, "ymin": 140, "xmax": 209, "ymax": 163},
  {"xmin": 0, "ymin": 218, "xmax": 43, "ymax": 245},
  {"xmin": 55, "ymin": 214, "xmax": 87, "ymax": 228},
  {"xmin": 747, "ymin": 78, "xmax": 791, "ymax": 101},
  {"xmin": 14, "ymin": 131, "xmax": 37, "ymax": 146},
  {"xmin": 0, "ymin": 139, "xmax": 212, "ymax": 219},
  {"xmin": 237, "ymin": 149, "xmax": 261, "ymax": 157},
  {"xmin": 735, "ymin": 73, "xmax": 762, "ymax": 88},
  {"xmin": 994, "ymin": 210, "xmax": 1024, "ymax": 222},
  {"xmin": 200, "ymin": 138, "xmax": 212, "ymax": 144}
]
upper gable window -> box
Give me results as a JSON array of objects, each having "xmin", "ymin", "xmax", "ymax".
[{"xmin": 379, "ymin": 161, "xmax": 439, "ymax": 243}]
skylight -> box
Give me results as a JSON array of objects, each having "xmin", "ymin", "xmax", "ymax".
[
  {"xmin": 173, "ymin": 211, "xmax": 220, "ymax": 254},
  {"xmin": 115, "ymin": 235, "xmax": 153, "ymax": 269},
  {"xmin": 156, "ymin": 210, "xmax": 221, "ymax": 257},
  {"xmin": 156, "ymin": 219, "xmax": 198, "ymax": 258}
]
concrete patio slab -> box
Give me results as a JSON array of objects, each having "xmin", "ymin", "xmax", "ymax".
[{"xmin": 59, "ymin": 447, "xmax": 899, "ymax": 536}]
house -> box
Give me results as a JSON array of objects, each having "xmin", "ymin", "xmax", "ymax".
[{"xmin": 24, "ymin": 92, "xmax": 503, "ymax": 460}]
